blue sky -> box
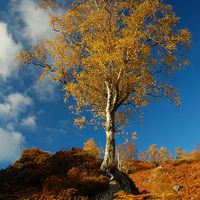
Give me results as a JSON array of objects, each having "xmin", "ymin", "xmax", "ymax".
[{"xmin": 0, "ymin": 0, "xmax": 199, "ymax": 169}]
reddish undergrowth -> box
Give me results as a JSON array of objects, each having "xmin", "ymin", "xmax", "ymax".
[
  {"xmin": 0, "ymin": 147, "xmax": 109, "ymax": 200},
  {"xmin": 1, "ymin": 148, "xmax": 200, "ymax": 199}
]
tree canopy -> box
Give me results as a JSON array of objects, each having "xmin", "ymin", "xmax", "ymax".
[{"xmin": 15, "ymin": 0, "xmax": 191, "ymax": 170}]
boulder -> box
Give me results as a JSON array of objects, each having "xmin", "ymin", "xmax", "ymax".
[
  {"xmin": 173, "ymin": 185, "xmax": 182, "ymax": 193},
  {"xmin": 151, "ymin": 165, "xmax": 163, "ymax": 179},
  {"xmin": 93, "ymin": 168, "xmax": 139, "ymax": 200}
]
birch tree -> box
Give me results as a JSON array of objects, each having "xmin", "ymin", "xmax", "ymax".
[
  {"xmin": 174, "ymin": 146, "xmax": 188, "ymax": 160},
  {"xmin": 83, "ymin": 138, "xmax": 103, "ymax": 158},
  {"xmin": 116, "ymin": 140, "xmax": 138, "ymax": 172},
  {"xmin": 147, "ymin": 144, "xmax": 159, "ymax": 162},
  {"xmin": 15, "ymin": 0, "xmax": 191, "ymax": 170}
]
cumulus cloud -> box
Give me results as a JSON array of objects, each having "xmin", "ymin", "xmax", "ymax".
[
  {"xmin": 21, "ymin": 115, "xmax": 37, "ymax": 130},
  {"xmin": 13, "ymin": 0, "xmax": 54, "ymax": 45},
  {"xmin": 6, "ymin": 122, "xmax": 15, "ymax": 131},
  {"xmin": 0, "ymin": 22, "xmax": 22, "ymax": 80},
  {"xmin": 0, "ymin": 128, "xmax": 25, "ymax": 162},
  {"xmin": 0, "ymin": 92, "xmax": 33, "ymax": 120},
  {"xmin": 1, "ymin": 0, "xmax": 60, "ymax": 102}
]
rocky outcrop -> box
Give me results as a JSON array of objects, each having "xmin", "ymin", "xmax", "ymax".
[{"xmin": 93, "ymin": 168, "xmax": 139, "ymax": 200}]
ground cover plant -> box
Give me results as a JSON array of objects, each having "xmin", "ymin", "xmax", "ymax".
[
  {"xmin": 1, "ymin": 142, "xmax": 200, "ymax": 199},
  {"xmin": 0, "ymin": 147, "xmax": 109, "ymax": 199}
]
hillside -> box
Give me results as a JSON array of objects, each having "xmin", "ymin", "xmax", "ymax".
[
  {"xmin": 0, "ymin": 147, "xmax": 200, "ymax": 199},
  {"xmin": 0, "ymin": 148, "xmax": 109, "ymax": 200},
  {"xmin": 120, "ymin": 160, "xmax": 200, "ymax": 199}
]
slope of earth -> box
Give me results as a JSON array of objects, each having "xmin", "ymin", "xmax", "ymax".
[
  {"xmin": 0, "ymin": 147, "xmax": 139, "ymax": 200},
  {"xmin": 1, "ymin": 147, "xmax": 200, "ymax": 200},
  {"xmin": 0, "ymin": 147, "xmax": 110, "ymax": 200},
  {"xmin": 120, "ymin": 159, "xmax": 200, "ymax": 200}
]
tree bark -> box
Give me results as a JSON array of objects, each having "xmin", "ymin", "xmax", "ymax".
[
  {"xmin": 100, "ymin": 82, "xmax": 117, "ymax": 171},
  {"xmin": 100, "ymin": 110, "xmax": 115, "ymax": 171}
]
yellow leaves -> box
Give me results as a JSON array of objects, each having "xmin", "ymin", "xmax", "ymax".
[
  {"xmin": 74, "ymin": 116, "xmax": 86, "ymax": 129},
  {"xmin": 15, "ymin": 0, "xmax": 191, "ymax": 137},
  {"xmin": 36, "ymin": 0, "xmax": 60, "ymax": 12},
  {"xmin": 174, "ymin": 147, "xmax": 188, "ymax": 160},
  {"xmin": 188, "ymin": 150, "xmax": 200, "ymax": 161},
  {"xmin": 147, "ymin": 144, "xmax": 158, "ymax": 163},
  {"xmin": 179, "ymin": 29, "xmax": 192, "ymax": 49},
  {"xmin": 114, "ymin": 190, "xmax": 135, "ymax": 199},
  {"xmin": 146, "ymin": 144, "xmax": 173, "ymax": 162},
  {"xmin": 158, "ymin": 146, "xmax": 173, "ymax": 162},
  {"xmin": 83, "ymin": 138, "xmax": 103, "ymax": 158},
  {"xmin": 14, "ymin": 51, "xmax": 29, "ymax": 69},
  {"xmin": 131, "ymin": 132, "xmax": 138, "ymax": 140},
  {"xmin": 116, "ymin": 140, "xmax": 138, "ymax": 173},
  {"xmin": 187, "ymin": 143, "xmax": 200, "ymax": 161}
]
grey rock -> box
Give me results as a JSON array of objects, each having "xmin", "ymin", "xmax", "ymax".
[
  {"xmin": 152, "ymin": 165, "xmax": 163, "ymax": 177},
  {"xmin": 173, "ymin": 184, "xmax": 182, "ymax": 193},
  {"xmin": 93, "ymin": 168, "xmax": 139, "ymax": 200},
  {"xmin": 142, "ymin": 178, "xmax": 150, "ymax": 186},
  {"xmin": 166, "ymin": 171, "xmax": 173, "ymax": 175}
]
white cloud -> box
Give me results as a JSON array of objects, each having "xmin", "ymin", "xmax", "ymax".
[
  {"xmin": 0, "ymin": 103, "xmax": 11, "ymax": 116},
  {"xmin": 6, "ymin": 122, "xmax": 15, "ymax": 131},
  {"xmin": 59, "ymin": 119, "xmax": 70, "ymax": 126},
  {"xmin": 32, "ymin": 78, "xmax": 59, "ymax": 102},
  {"xmin": 14, "ymin": 0, "xmax": 54, "ymax": 45},
  {"xmin": 0, "ymin": 127, "xmax": 25, "ymax": 162},
  {"xmin": 37, "ymin": 109, "xmax": 45, "ymax": 115},
  {"xmin": 0, "ymin": 0, "xmax": 60, "ymax": 102},
  {"xmin": 45, "ymin": 127, "xmax": 67, "ymax": 135},
  {"xmin": 41, "ymin": 135, "xmax": 53, "ymax": 145},
  {"xmin": 21, "ymin": 115, "xmax": 37, "ymax": 130},
  {"xmin": 0, "ymin": 92, "xmax": 33, "ymax": 120},
  {"xmin": 0, "ymin": 22, "xmax": 22, "ymax": 80},
  {"xmin": 8, "ymin": 92, "xmax": 32, "ymax": 110}
]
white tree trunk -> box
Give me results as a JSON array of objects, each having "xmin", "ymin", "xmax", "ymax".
[
  {"xmin": 100, "ymin": 82, "xmax": 117, "ymax": 171},
  {"xmin": 100, "ymin": 110, "xmax": 115, "ymax": 171}
]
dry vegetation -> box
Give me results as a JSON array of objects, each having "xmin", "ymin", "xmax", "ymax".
[
  {"xmin": 1, "ymin": 142, "xmax": 200, "ymax": 199},
  {"xmin": 118, "ymin": 159, "xmax": 200, "ymax": 200},
  {"xmin": 0, "ymin": 147, "xmax": 109, "ymax": 200}
]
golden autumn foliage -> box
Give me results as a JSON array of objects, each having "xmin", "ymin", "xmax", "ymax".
[
  {"xmin": 15, "ymin": 0, "xmax": 191, "ymax": 128},
  {"xmin": 116, "ymin": 140, "xmax": 138, "ymax": 173},
  {"xmin": 147, "ymin": 144, "xmax": 159, "ymax": 162},
  {"xmin": 0, "ymin": 147, "xmax": 109, "ymax": 199},
  {"xmin": 174, "ymin": 146, "xmax": 188, "ymax": 160},
  {"xmin": 13, "ymin": 148, "xmax": 52, "ymax": 168},
  {"xmin": 138, "ymin": 150, "xmax": 148, "ymax": 162},
  {"xmin": 188, "ymin": 149, "xmax": 200, "ymax": 161},
  {"xmin": 187, "ymin": 143, "xmax": 200, "ymax": 161},
  {"xmin": 1, "ymin": 144, "xmax": 200, "ymax": 199},
  {"xmin": 83, "ymin": 138, "xmax": 104, "ymax": 158},
  {"xmin": 15, "ymin": 0, "xmax": 191, "ymax": 169},
  {"xmin": 145, "ymin": 144, "xmax": 173, "ymax": 162},
  {"xmin": 114, "ymin": 190, "xmax": 137, "ymax": 199},
  {"xmin": 157, "ymin": 146, "xmax": 173, "ymax": 162},
  {"xmin": 129, "ymin": 159, "xmax": 200, "ymax": 200}
]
